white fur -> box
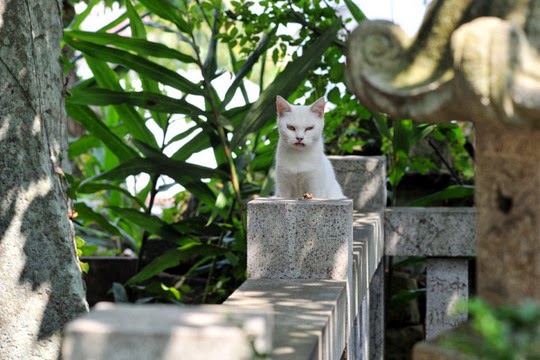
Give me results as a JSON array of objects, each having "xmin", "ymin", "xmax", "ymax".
[{"xmin": 274, "ymin": 96, "xmax": 344, "ymax": 199}]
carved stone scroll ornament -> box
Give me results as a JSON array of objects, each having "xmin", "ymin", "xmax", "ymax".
[{"xmin": 346, "ymin": 0, "xmax": 540, "ymax": 129}]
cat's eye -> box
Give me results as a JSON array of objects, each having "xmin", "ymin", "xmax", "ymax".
[
  {"xmin": 287, "ymin": 125, "xmax": 296, "ymax": 131},
  {"xmin": 306, "ymin": 126, "xmax": 314, "ymax": 131}
]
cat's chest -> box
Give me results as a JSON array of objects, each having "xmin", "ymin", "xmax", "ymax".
[{"xmin": 276, "ymin": 147, "xmax": 323, "ymax": 173}]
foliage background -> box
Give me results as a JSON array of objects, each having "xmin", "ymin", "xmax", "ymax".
[{"xmin": 63, "ymin": 0, "xmax": 474, "ymax": 304}]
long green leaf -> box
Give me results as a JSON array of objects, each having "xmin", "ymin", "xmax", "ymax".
[
  {"xmin": 109, "ymin": 207, "xmax": 183, "ymax": 239},
  {"xmin": 125, "ymin": 0, "xmax": 146, "ymax": 39},
  {"xmin": 408, "ymin": 185, "xmax": 474, "ymax": 206},
  {"xmin": 127, "ymin": 244, "xmax": 229, "ymax": 285},
  {"xmin": 85, "ymin": 156, "xmax": 221, "ymax": 182},
  {"xmin": 68, "ymin": 88, "xmax": 203, "ymax": 115},
  {"xmin": 170, "ymin": 131, "xmax": 211, "ymax": 161},
  {"xmin": 69, "ymin": 0, "xmax": 100, "ymax": 30},
  {"xmin": 230, "ymin": 19, "xmax": 341, "ymax": 148},
  {"xmin": 66, "ymin": 103, "xmax": 138, "ymax": 161},
  {"xmin": 74, "ymin": 202, "xmax": 121, "ymax": 236},
  {"xmin": 83, "ymin": 156, "xmax": 225, "ymax": 205},
  {"xmin": 77, "ymin": 182, "xmax": 147, "ymax": 209},
  {"xmin": 127, "ymin": 2, "xmax": 170, "ymax": 131},
  {"xmin": 343, "ymin": 0, "xmax": 368, "ymax": 22},
  {"xmin": 222, "ymin": 27, "xmax": 277, "ymax": 108},
  {"xmin": 64, "ymin": 36, "xmax": 203, "ymax": 95},
  {"xmin": 138, "ymin": 0, "xmax": 192, "ymax": 34},
  {"xmin": 83, "ymin": 57, "xmax": 158, "ymax": 148},
  {"xmin": 65, "ymin": 30, "xmax": 197, "ymax": 64}
]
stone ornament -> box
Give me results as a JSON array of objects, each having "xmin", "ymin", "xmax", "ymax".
[{"xmin": 346, "ymin": 0, "xmax": 540, "ymax": 129}]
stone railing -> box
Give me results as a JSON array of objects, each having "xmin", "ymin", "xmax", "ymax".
[
  {"xmin": 62, "ymin": 156, "xmax": 476, "ymax": 359},
  {"xmin": 385, "ymin": 207, "xmax": 476, "ymax": 340}
]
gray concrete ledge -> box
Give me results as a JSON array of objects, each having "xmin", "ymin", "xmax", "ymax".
[
  {"xmin": 329, "ymin": 155, "xmax": 387, "ymax": 212},
  {"xmin": 384, "ymin": 207, "xmax": 476, "ymax": 257},
  {"xmin": 225, "ymin": 279, "xmax": 347, "ymax": 360},
  {"xmin": 62, "ymin": 303, "xmax": 272, "ymax": 360}
]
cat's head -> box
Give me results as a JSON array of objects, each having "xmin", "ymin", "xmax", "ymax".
[{"xmin": 276, "ymin": 95, "xmax": 325, "ymax": 150}]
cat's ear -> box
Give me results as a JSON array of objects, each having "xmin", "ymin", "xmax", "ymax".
[
  {"xmin": 276, "ymin": 96, "xmax": 291, "ymax": 117},
  {"xmin": 310, "ymin": 97, "xmax": 325, "ymax": 118}
]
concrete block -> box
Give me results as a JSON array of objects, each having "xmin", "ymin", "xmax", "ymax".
[
  {"xmin": 354, "ymin": 212, "xmax": 384, "ymax": 292},
  {"xmin": 329, "ymin": 155, "xmax": 387, "ymax": 212},
  {"xmin": 62, "ymin": 303, "xmax": 272, "ymax": 360},
  {"xmin": 425, "ymin": 258, "xmax": 469, "ymax": 340},
  {"xmin": 369, "ymin": 263, "xmax": 385, "ymax": 360},
  {"xmin": 225, "ymin": 279, "xmax": 347, "ymax": 360},
  {"xmin": 247, "ymin": 198, "xmax": 353, "ymax": 280},
  {"xmin": 384, "ymin": 207, "xmax": 476, "ymax": 257}
]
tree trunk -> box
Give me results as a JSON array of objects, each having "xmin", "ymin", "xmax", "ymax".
[{"xmin": 0, "ymin": 0, "xmax": 88, "ymax": 358}]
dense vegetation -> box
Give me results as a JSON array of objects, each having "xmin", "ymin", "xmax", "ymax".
[{"xmin": 63, "ymin": 0, "xmax": 474, "ymax": 304}]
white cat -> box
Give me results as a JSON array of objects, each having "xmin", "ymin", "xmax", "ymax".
[{"xmin": 274, "ymin": 95, "xmax": 344, "ymax": 199}]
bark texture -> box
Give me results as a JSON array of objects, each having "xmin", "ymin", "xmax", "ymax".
[{"xmin": 0, "ymin": 0, "xmax": 88, "ymax": 358}]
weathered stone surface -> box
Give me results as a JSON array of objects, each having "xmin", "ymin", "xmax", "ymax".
[
  {"xmin": 351, "ymin": 212, "xmax": 385, "ymax": 360},
  {"xmin": 346, "ymin": 2, "xmax": 540, "ymax": 129},
  {"xmin": 475, "ymin": 123, "xmax": 540, "ymax": 305},
  {"xmin": 329, "ymin": 155, "xmax": 387, "ymax": 212},
  {"xmin": 426, "ymin": 259, "xmax": 469, "ymax": 340},
  {"xmin": 369, "ymin": 263, "xmax": 385, "ymax": 360},
  {"xmin": 0, "ymin": 1, "xmax": 88, "ymax": 358},
  {"xmin": 225, "ymin": 279, "xmax": 347, "ymax": 360},
  {"xmin": 247, "ymin": 198, "xmax": 353, "ymax": 280},
  {"xmin": 384, "ymin": 207, "xmax": 476, "ymax": 257},
  {"xmin": 63, "ymin": 303, "xmax": 273, "ymax": 360}
]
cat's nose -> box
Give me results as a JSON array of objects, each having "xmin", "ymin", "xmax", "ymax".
[{"xmin": 296, "ymin": 137, "xmax": 303, "ymax": 142}]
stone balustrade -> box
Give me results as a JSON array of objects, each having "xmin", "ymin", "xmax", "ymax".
[{"xmin": 62, "ymin": 156, "xmax": 480, "ymax": 359}]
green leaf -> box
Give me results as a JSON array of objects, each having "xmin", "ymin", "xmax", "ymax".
[
  {"xmin": 408, "ymin": 185, "xmax": 475, "ymax": 206},
  {"xmin": 393, "ymin": 119, "xmax": 414, "ymax": 155},
  {"xmin": 127, "ymin": 244, "xmax": 229, "ymax": 285},
  {"xmin": 82, "ymin": 57, "xmax": 158, "ymax": 148},
  {"xmin": 74, "ymin": 202, "xmax": 121, "ymax": 236},
  {"xmin": 169, "ymin": 131, "xmax": 211, "ymax": 161},
  {"xmin": 68, "ymin": 88, "xmax": 203, "ymax": 115},
  {"xmin": 85, "ymin": 156, "xmax": 224, "ymax": 183},
  {"xmin": 343, "ymin": 0, "xmax": 367, "ymax": 22},
  {"xmin": 109, "ymin": 207, "xmax": 184, "ymax": 239},
  {"xmin": 372, "ymin": 113, "xmax": 391, "ymax": 139},
  {"xmin": 230, "ymin": 19, "xmax": 341, "ymax": 148},
  {"xmin": 77, "ymin": 181, "xmax": 147, "ymax": 209},
  {"xmin": 125, "ymin": 0, "xmax": 146, "ymax": 38},
  {"xmin": 66, "ymin": 103, "xmax": 138, "ymax": 161},
  {"xmin": 83, "ymin": 156, "xmax": 221, "ymax": 205},
  {"xmin": 222, "ymin": 27, "xmax": 277, "ymax": 108},
  {"xmin": 138, "ymin": 0, "xmax": 192, "ymax": 34},
  {"xmin": 64, "ymin": 30, "xmax": 197, "ymax": 64},
  {"xmin": 64, "ymin": 36, "xmax": 203, "ymax": 95},
  {"xmin": 68, "ymin": 0, "xmax": 101, "ymax": 30}
]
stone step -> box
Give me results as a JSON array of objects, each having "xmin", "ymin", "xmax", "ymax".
[
  {"xmin": 62, "ymin": 303, "xmax": 273, "ymax": 360},
  {"xmin": 225, "ymin": 279, "xmax": 347, "ymax": 360}
]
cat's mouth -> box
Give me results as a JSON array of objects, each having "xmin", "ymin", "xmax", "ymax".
[{"xmin": 293, "ymin": 142, "xmax": 305, "ymax": 148}]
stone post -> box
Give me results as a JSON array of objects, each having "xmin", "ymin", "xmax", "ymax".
[
  {"xmin": 346, "ymin": 0, "xmax": 540, "ymax": 308},
  {"xmin": 247, "ymin": 198, "xmax": 353, "ymax": 281}
]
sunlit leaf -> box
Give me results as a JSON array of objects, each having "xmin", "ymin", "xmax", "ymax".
[
  {"xmin": 127, "ymin": 243, "xmax": 230, "ymax": 285},
  {"xmin": 68, "ymin": 88, "xmax": 203, "ymax": 115},
  {"xmin": 408, "ymin": 185, "xmax": 474, "ymax": 206},
  {"xmin": 65, "ymin": 30, "xmax": 197, "ymax": 64},
  {"xmin": 64, "ymin": 36, "xmax": 204, "ymax": 95},
  {"xmin": 66, "ymin": 103, "xmax": 137, "ymax": 161},
  {"xmin": 74, "ymin": 202, "xmax": 121, "ymax": 236},
  {"xmin": 230, "ymin": 19, "xmax": 341, "ymax": 147}
]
